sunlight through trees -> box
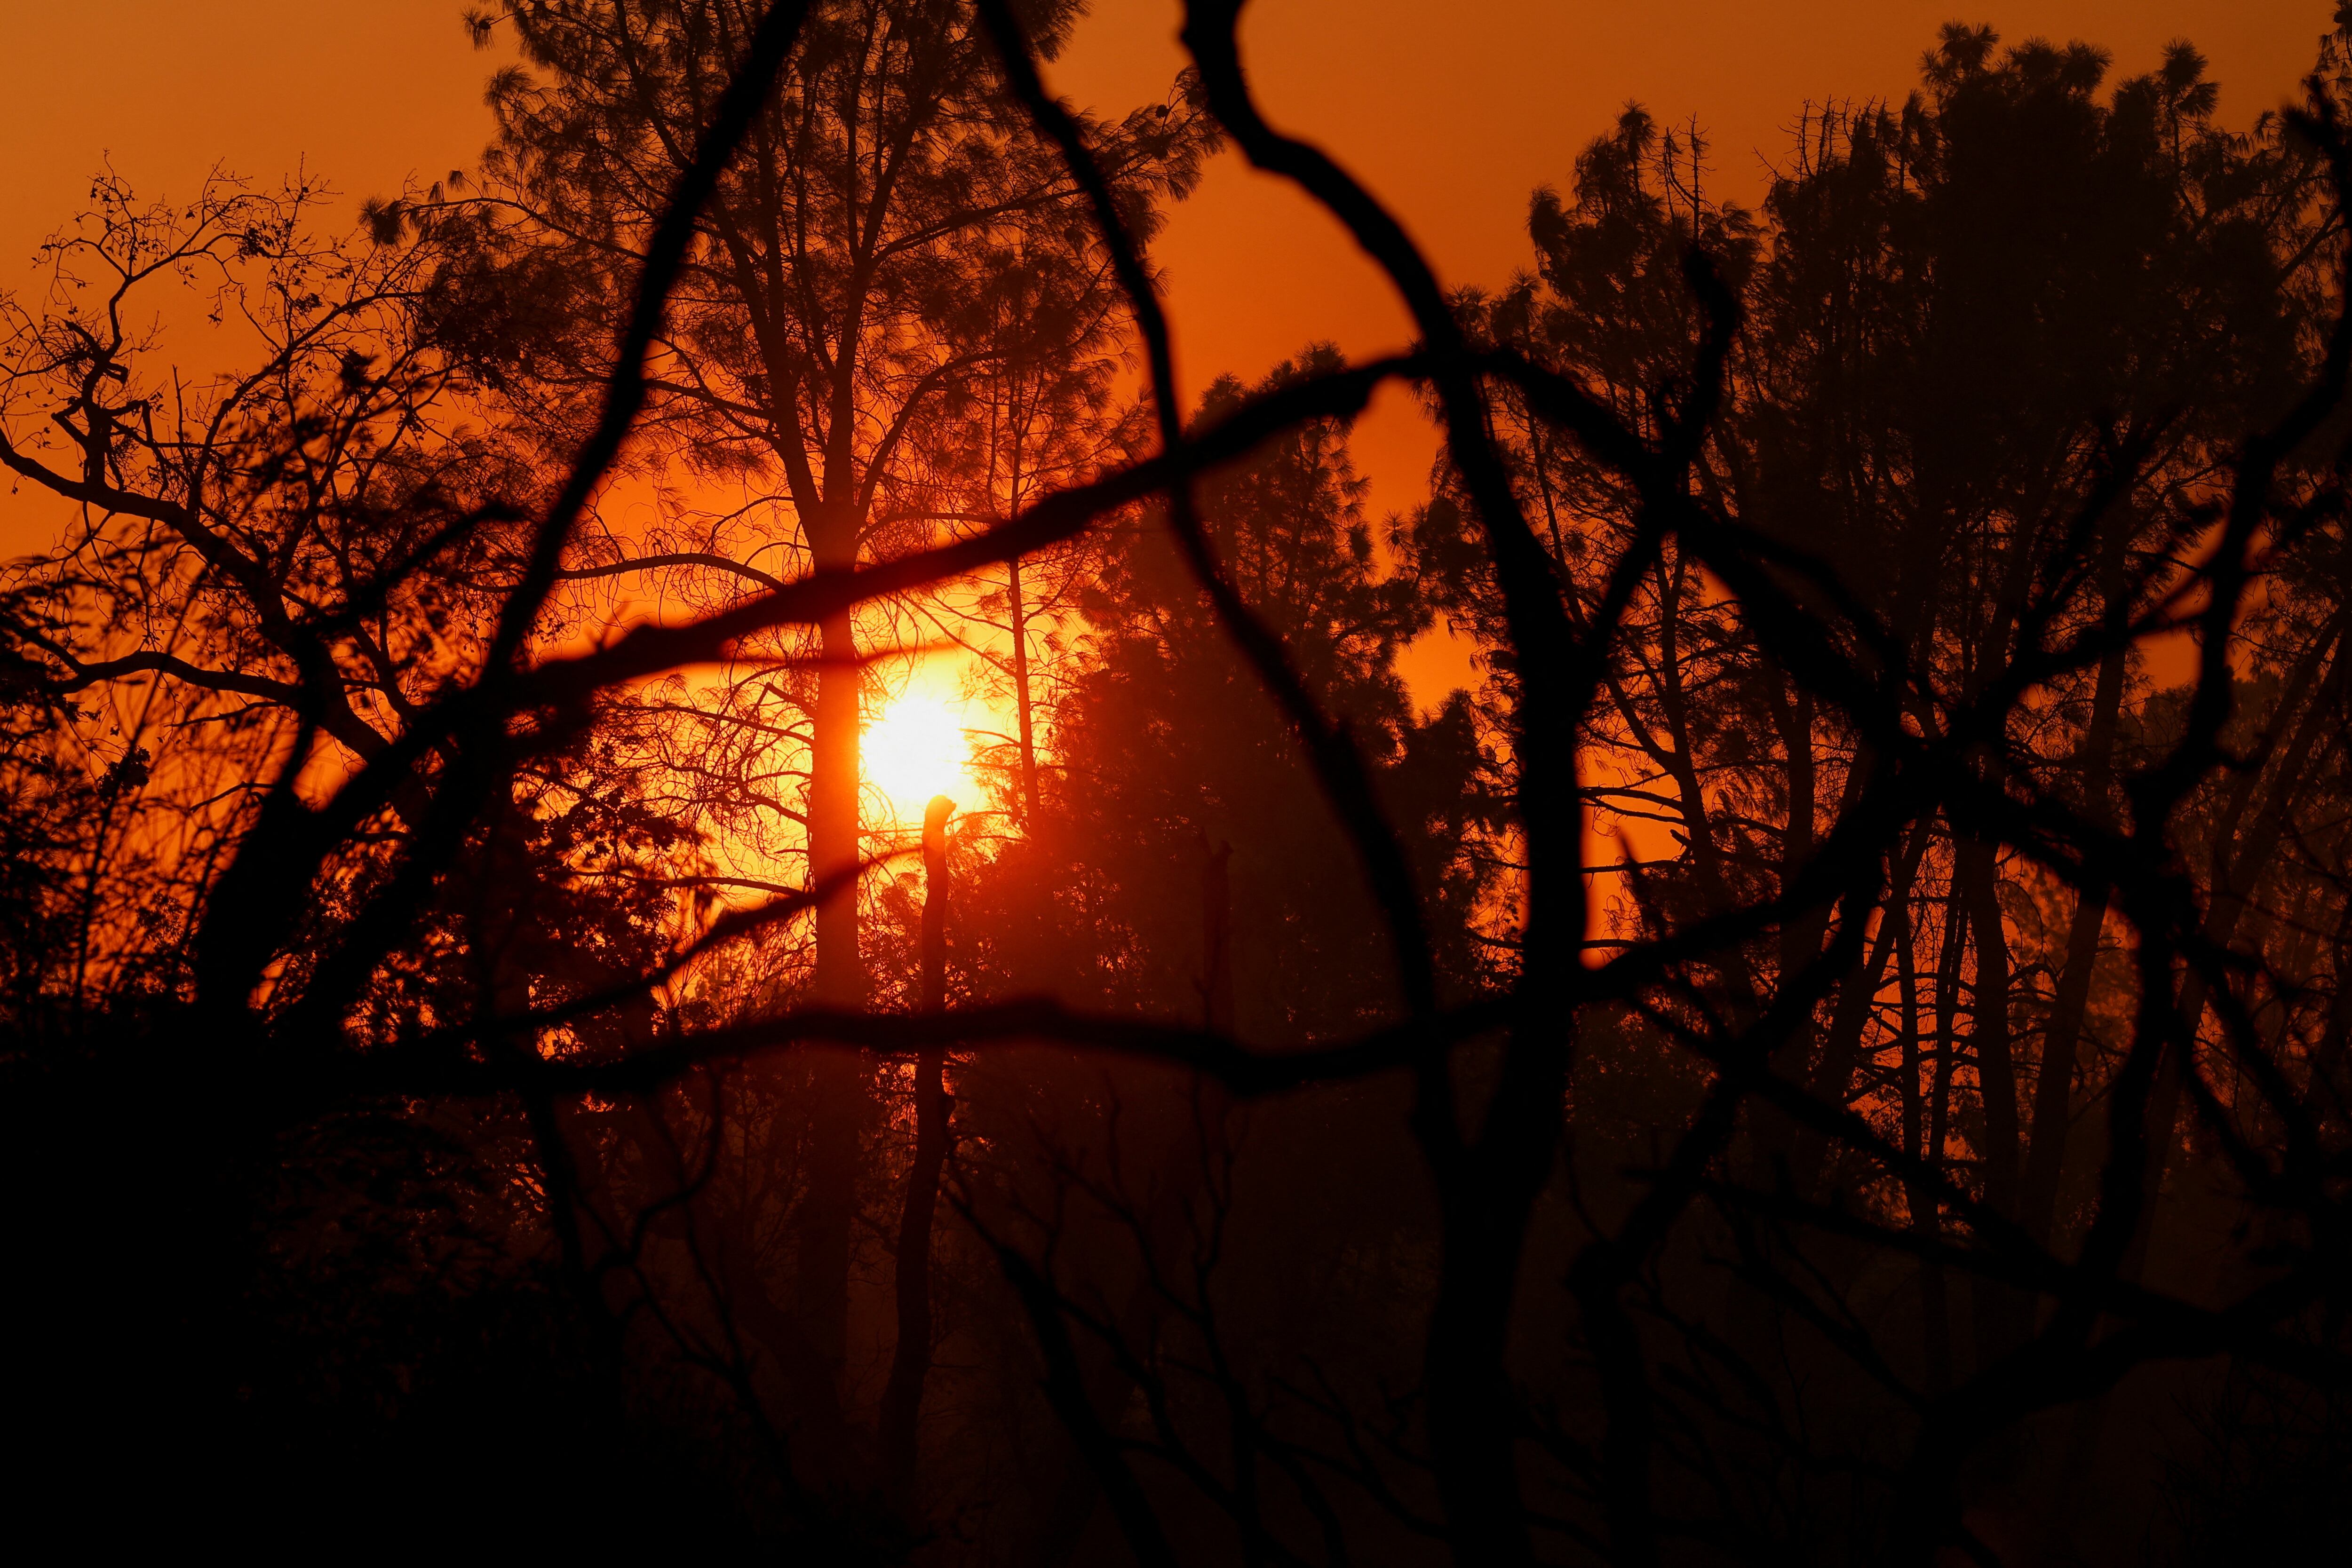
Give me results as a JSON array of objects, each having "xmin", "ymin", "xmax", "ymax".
[{"xmin": 4, "ymin": 4, "xmax": 2352, "ymax": 1561}]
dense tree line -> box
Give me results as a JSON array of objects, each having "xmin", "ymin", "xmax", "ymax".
[{"xmin": 3, "ymin": 4, "xmax": 2351, "ymax": 1562}]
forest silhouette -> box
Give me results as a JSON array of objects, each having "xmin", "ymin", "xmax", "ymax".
[{"xmin": 3, "ymin": 4, "xmax": 2352, "ymax": 1563}]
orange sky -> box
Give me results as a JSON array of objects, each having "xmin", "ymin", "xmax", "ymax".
[{"xmin": 2, "ymin": 1, "xmax": 2330, "ymax": 555}]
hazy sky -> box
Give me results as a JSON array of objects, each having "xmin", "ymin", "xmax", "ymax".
[{"xmin": 0, "ymin": 0, "xmax": 2330, "ymax": 554}]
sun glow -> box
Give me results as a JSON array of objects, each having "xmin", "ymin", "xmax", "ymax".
[{"xmin": 865, "ymin": 691, "xmax": 977, "ymax": 827}]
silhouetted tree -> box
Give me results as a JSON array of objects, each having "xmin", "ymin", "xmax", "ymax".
[
  {"xmin": 457, "ymin": 1, "xmax": 1208, "ymax": 1429},
  {"xmin": 6, "ymin": 6, "xmax": 2352, "ymax": 1565}
]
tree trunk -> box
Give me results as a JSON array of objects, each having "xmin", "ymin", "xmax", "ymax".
[
  {"xmin": 1790, "ymin": 817, "xmax": 1931, "ymax": 1198},
  {"xmin": 1009, "ymin": 555, "xmax": 1043, "ymax": 823},
  {"xmin": 1921, "ymin": 887, "xmax": 1966, "ymax": 1387},
  {"xmin": 881, "ymin": 796, "xmax": 954, "ymax": 1509},
  {"xmin": 2018, "ymin": 519, "xmax": 2132, "ymax": 1248},
  {"xmin": 795, "ymin": 597, "xmax": 869, "ymax": 1377},
  {"xmin": 1957, "ymin": 832, "xmax": 2026, "ymax": 1360},
  {"xmin": 1894, "ymin": 885, "xmax": 1953, "ymax": 1393},
  {"xmin": 2017, "ymin": 627, "xmax": 2128, "ymax": 1248}
]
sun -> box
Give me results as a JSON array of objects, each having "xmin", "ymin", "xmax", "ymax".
[{"xmin": 865, "ymin": 692, "xmax": 976, "ymax": 827}]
